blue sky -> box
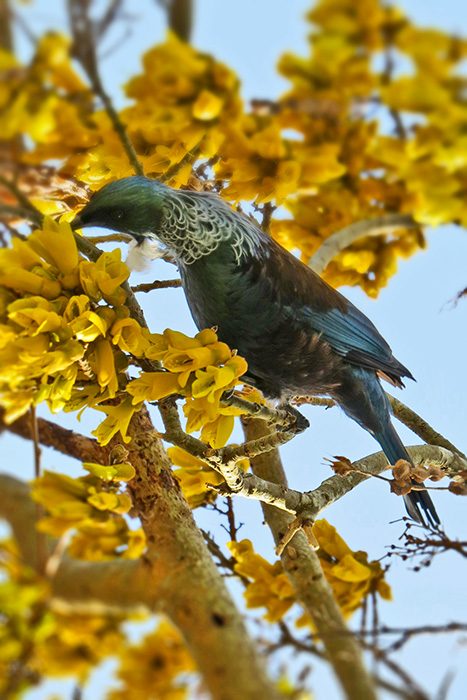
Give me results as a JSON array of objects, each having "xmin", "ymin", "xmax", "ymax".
[{"xmin": 4, "ymin": 1, "xmax": 467, "ymax": 698}]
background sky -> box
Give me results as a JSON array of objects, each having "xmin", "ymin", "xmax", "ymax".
[{"xmin": 2, "ymin": 1, "xmax": 467, "ymax": 698}]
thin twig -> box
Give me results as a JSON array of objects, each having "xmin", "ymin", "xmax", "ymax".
[
  {"xmin": 308, "ymin": 214, "xmax": 420, "ymax": 274},
  {"xmin": 67, "ymin": 0, "xmax": 143, "ymax": 176},
  {"xmin": 160, "ymin": 146, "xmax": 200, "ymax": 184},
  {"xmin": 0, "ymin": 174, "xmax": 42, "ymax": 219},
  {"xmin": 132, "ymin": 278, "xmax": 182, "ymax": 292},
  {"xmin": 221, "ymin": 393, "xmax": 301, "ymax": 429},
  {"xmin": 388, "ymin": 394, "xmax": 466, "ymax": 459},
  {"xmin": 381, "ymin": 12, "xmax": 407, "ymax": 140},
  {"xmin": 85, "ymin": 233, "xmax": 133, "ymax": 244},
  {"xmin": 275, "ymin": 622, "xmax": 428, "ymax": 700},
  {"xmin": 30, "ymin": 405, "xmax": 47, "ymax": 574},
  {"xmin": 95, "ymin": 0, "xmax": 125, "ymax": 37},
  {"xmin": 296, "ymin": 392, "xmax": 466, "ymax": 461}
]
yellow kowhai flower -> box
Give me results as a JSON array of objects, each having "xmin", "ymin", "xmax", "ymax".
[
  {"xmin": 228, "ymin": 522, "xmax": 392, "ymax": 624},
  {"xmin": 163, "ymin": 345, "xmax": 217, "ymax": 388},
  {"xmin": 69, "ymin": 520, "xmax": 146, "ymax": 561},
  {"xmin": 0, "ymin": 388, "xmax": 36, "ymax": 423},
  {"xmin": 92, "ymin": 397, "xmax": 139, "ymax": 446},
  {"xmin": 32, "ymin": 469, "xmax": 143, "ymax": 561},
  {"xmin": 200, "ymin": 414, "xmax": 235, "ymax": 449},
  {"xmin": 0, "ymin": 267, "xmax": 61, "ymax": 299},
  {"xmin": 166, "ymin": 327, "xmax": 218, "ymax": 349},
  {"xmin": 111, "ymin": 317, "xmax": 150, "ymax": 357},
  {"xmin": 228, "ymin": 539, "xmax": 295, "ymax": 622},
  {"xmin": 7, "ymin": 297, "xmax": 64, "ymax": 336},
  {"xmin": 37, "ymin": 364, "xmax": 78, "ymax": 413},
  {"xmin": 32, "ymin": 470, "xmax": 93, "ymax": 533},
  {"xmin": 35, "ymin": 33, "xmax": 87, "ymax": 92},
  {"xmin": 173, "ymin": 464, "xmax": 221, "ymax": 507},
  {"xmin": 79, "ymin": 249, "xmax": 129, "ymax": 306},
  {"xmin": 6, "ymin": 337, "xmax": 83, "ymax": 385},
  {"xmin": 0, "ymin": 237, "xmax": 44, "ymax": 270},
  {"xmin": 145, "ymin": 327, "xmax": 225, "ymax": 362},
  {"xmin": 127, "ymin": 371, "xmax": 181, "ymax": 404},
  {"xmin": 298, "ymin": 144, "xmax": 346, "ymax": 187},
  {"xmin": 109, "ymin": 618, "xmax": 194, "ymax": 700},
  {"xmin": 87, "ymin": 489, "xmax": 132, "ymax": 515},
  {"xmin": 182, "ymin": 388, "xmax": 247, "ymax": 434},
  {"xmin": 0, "ymin": 323, "xmax": 17, "ymax": 350},
  {"xmin": 168, "ymin": 445, "xmax": 223, "ymax": 507},
  {"xmin": 144, "ymin": 331, "xmax": 170, "ymax": 361},
  {"xmin": 28, "ymin": 217, "xmax": 79, "ymax": 287},
  {"xmin": 71, "ymin": 307, "xmax": 116, "ymax": 343},
  {"xmin": 83, "ymin": 461, "xmax": 136, "ymax": 482},
  {"xmin": 192, "ymin": 89, "xmax": 225, "ymax": 121},
  {"xmin": 192, "ymin": 355, "xmax": 248, "ymax": 403},
  {"xmin": 31, "ymin": 609, "xmax": 126, "ymax": 679},
  {"xmin": 169, "ymin": 445, "xmax": 249, "ymax": 505},
  {"xmin": 91, "ymin": 338, "xmax": 119, "ymax": 397},
  {"xmin": 191, "ymin": 366, "xmax": 236, "ymax": 401},
  {"xmin": 313, "ymin": 519, "xmax": 392, "ymax": 618}
]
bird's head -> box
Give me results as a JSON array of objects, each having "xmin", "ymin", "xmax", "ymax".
[{"xmin": 73, "ymin": 176, "xmax": 169, "ymax": 238}]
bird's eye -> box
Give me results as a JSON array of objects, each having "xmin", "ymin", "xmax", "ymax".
[{"xmin": 114, "ymin": 209, "xmax": 124, "ymax": 220}]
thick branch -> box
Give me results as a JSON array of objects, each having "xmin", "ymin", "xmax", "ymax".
[
  {"xmin": 292, "ymin": 444, "xmax": 466, "ymax": 519},
  {"xmin": 222, "ymin": 444, "xmax": 464, "ymax": 519},
  {"xmin": 5, "ymin": 407, "xmax": 463, "ymax": 523},
  {"xmin": 0, "ymin": 0, "xmax": 12, "ymax": 51},
  {"xmin": 0, "ymin": 473, "xmax": 151, "ymax": 607},
  {"xmin": 2, "ymin": 409, "xmax": 108, "ymax": 463},
  {"xmin": 123, "ymin": 407, "xmax": 283, "ymax": 700},
  {"xmin": 0, "ymin": 419, "xmax": 283, "ymax": 700},
  {"xmin": 243, "ymin": 417, "xmax": 378, "ymax": 700},
  {"xmin": 309, "ymin": 214, "xmax": 419, "ymax": 274},
  {"xmin": 167, "ymin": 0, "xmax": 193, "ymax": 42}
]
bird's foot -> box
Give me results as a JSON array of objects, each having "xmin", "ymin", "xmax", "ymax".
[{"xmin": 277, "ymin": 403, "xmax": 310, "ymax": 434}]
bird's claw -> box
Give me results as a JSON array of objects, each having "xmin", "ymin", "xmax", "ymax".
[{"xmin": 278, "ymin": 404, "xmax": 309, "ymax": 434}]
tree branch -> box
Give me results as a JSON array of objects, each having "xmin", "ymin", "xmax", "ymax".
[
  {"xmin": 242, "ymin": 417, "xmax": 378, "ymax": 700},
  {"xmin": 387, "ymin": 394, "xmax": 466, "ymax": 459},
  {"xmin": 1, "ymin": 409, "xmax": 108, "ymax": 463},
  {"xmin": 0, "ymin": 473, "xmax": 151, "ymax": 607},
  {"xmin": 121, "ymin": 406, "xmax": 284, "ymax": 700},
  {"xmin": 296, "ymin": 392, "xmax": 466, "ymax": 461},
  {"xmin": 67, "ymin": 0, "xmax": 143, "ymax": 176},
  {"xmin": 159, "ymin": 0, "xmax": 193, "ymax": 42},
  {"xmin": 218, "ymin": 444, "xmax": 464, "ymax": 520},
  {"xmin": 132, "ymin": 278, "xmax": 182, "ymax": 293},
  {"xmin": 0, "ymin": 423, "xmax": 283, "ymax": 700},
  {"xmin": 309, "ymin": 214, "xmax": 420, "ymax": 274}
]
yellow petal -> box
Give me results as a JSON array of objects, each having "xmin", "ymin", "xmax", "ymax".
[
  {"xmin": 127, "ymin": 371, "xmax": 180, "ymax": 404},
  {"xmin": 192, "ymin": 89, "xmax": 224, "ymax": 121}
]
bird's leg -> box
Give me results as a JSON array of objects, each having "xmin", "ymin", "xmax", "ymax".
[{"xmin": 220, "ymin": 391, "xmax": 309, "ymax": 434}]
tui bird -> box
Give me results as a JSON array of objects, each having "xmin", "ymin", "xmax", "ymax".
[{"xmin": 74, "ymin": 176, "xmax": 439, "ymax": 526}]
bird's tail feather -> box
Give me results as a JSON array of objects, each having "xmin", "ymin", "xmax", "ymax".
[{"xmin": 375, "ymin": 422, "xmax": 440, "ymax": 528}]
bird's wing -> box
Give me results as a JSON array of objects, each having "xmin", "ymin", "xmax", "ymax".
[
  {"xmin": 302, "ymin": 303, "xmax": 412, "ymax": 385},
  {"xmin": 250, "ymin": 238, "xmax": 413, "ymax": 385}
]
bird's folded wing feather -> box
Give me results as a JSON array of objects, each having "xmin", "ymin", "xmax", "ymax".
[{"xmin": 249, "ymin": 239, "xmax": 413, "ymax": 384}]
